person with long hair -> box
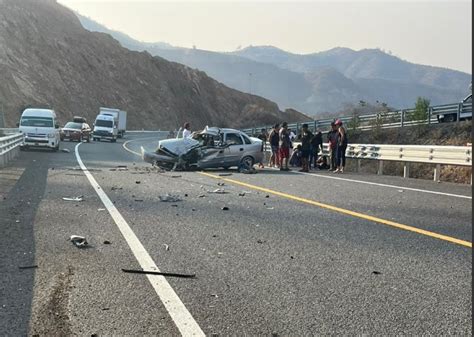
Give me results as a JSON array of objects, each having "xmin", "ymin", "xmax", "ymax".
[{"xmin": 334, "ymin": 119, "xmax": 348, "ymax": 173}]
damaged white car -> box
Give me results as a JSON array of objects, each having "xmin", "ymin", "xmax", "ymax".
[{"xmin": 141, "ymin": 127, "xmax": 264, "ymax": 171}]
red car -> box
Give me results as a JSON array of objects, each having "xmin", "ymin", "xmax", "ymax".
[{"xmin": 60, "ymin": 121, "xmax": 92, "ymax": 142}]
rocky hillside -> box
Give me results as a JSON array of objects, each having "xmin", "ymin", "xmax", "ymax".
[
  {"xmin": 0, "ymin": 0, "xmax": 309, "ymax": 129},
  {"xmin": 77, "ymin": 15, "xmax": 471, "ymax": 117}
]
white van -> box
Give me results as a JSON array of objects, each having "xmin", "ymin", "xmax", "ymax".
[
  {"xmin": 92, "ymin": 114, "xmax": 117, "ymax": 142},
  {"xmin": 18, "ymin": 108, "xmax": 60, "ymax": 151}
]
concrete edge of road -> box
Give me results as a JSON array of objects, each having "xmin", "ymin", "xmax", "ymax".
[{"xmin": 74, "ymin": 142, "xmax": 205, "ymax": 336}]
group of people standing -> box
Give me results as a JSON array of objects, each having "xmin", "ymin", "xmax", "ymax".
[{"xmin": 261, "ymin": 119, "xmax": 348, "ymax": 173}]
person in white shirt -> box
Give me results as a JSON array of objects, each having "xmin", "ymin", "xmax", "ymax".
[{"xmin": 182, "ymin": 122, "xmax": 191, "ymax": 138}]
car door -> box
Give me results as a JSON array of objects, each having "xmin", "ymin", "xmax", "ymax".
[{"xmin": 224, "ymin": 132, "xmax": 245, "ymax": 167}]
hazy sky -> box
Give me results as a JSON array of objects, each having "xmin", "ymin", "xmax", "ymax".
[{"xmin": 58, "ymin": 0, "xmax": 472, "ymax": 73}]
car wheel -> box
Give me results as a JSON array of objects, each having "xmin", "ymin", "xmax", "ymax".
[
  {"xmin": 240, "ymin": 156, "xmax": 254, "ymax": 168},
  {"xmin": 53, "ymin": 145, "xmax": 59, "ymax": 152},
  {"xmin": 445, "ymin": 114, "xmax": 456, "ymax": 122},
  {"xmin": 223, "ymin": 166, "xmax": 230, "ymax": 170},
  {"xmin": 111, "ymin": 138, "xmax": 117, "ymax": 143}
]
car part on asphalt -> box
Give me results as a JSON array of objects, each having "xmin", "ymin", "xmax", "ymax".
[
  {"xmin": 62, "ymin": 196, "xmax": 83, "ymax": 202},
  {"xmin": 159, "ymin": 194, "xmax": 182, "ymax": 202},
  {"xmin": 121, "ymin": 268, "xmax": 196, "ymax": 278},
  {"xmin": 70, "ymin": 235, "xmax": 88, "ymax": 248}
]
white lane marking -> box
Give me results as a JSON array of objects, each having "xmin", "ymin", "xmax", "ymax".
[
  {"xmin": 270, "ymin": 168, "xmax": 472, "ymax": 200},
  {"xmin": 75, "ymin": 143, "xmax": 205, "ymax": 336},
  {"xmin": 123, "ymin": 137, "xmax": 160, "ymax": 156}
]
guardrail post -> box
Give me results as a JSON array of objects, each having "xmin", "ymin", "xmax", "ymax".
[
  {"xmin": 403, "ymin": 162, "xmax": 410, "ymax": 178},
  {"xmin": 314, "ymin": 120, "xmax": 318, "ymax": 132},
  {"xmin": 457, "ymin": 103, "xmax": 462, "ymax": 122},
  {"xmin": 377, "ymin": 160, "xmax": 384, "ymax": 175},
  {"xmin": 356, "ymin": 159, "xmax": 361, "ymax": 172},
  {"xmin": 400, "ymin": 110, "xmax": 405, "ymax": 127},
  {"xmin": 434, "ymin": 164, "xmax": 441, "ymax": 182},
  {"xmin": 428, "ymin": 107, "xmax": 432, "ymax": 125}
]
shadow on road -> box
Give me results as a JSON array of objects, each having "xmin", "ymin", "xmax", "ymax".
[{"xmin": 0, "ymin": 155, "xmax": 49, "ymax": 335}]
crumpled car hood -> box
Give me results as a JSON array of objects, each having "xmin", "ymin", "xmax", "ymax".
[{"xmin": 157, "ymin": 137, "xmax": 200, "ymax": 156}]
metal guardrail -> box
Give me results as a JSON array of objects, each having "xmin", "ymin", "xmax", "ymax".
[
  {"xmin": 0, "ymin": 133, "xmax": 24, "ymax": 168},
  {"xmin": 242, "ymin": 101, "xmax": 472, "ymax": 136},
  {"xmin": 278, "ymin": 142, "xmax": 472, "ymax": 183},
  {"xmin": 0, "ymin": 128, "xmax": 19, "ymax": 136}
]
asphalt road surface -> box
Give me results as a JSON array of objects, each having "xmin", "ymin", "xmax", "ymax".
[{"xmin": 0, "ymin": 132, "xmax": 471, "ymax": 336}]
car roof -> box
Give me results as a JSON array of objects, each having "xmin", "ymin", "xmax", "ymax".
[
  {"xmin": 200, "ymin": 127, "xmax": 242, "ymax": 136},
  {"xmin": 22, "ymin": 108, "xmax": 56, "ymax": 118}
]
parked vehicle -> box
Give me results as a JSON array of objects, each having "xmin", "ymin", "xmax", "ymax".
[
  {"xmin": 93, "ymin": 114, "xmax": 117, "ymax": 142},
  {"xmin": 99, "ymin": 107, "xmax": 127, "ymax": 138},
  {"xmin": 60, "ymin": 121, "xmax": 92, "ymax": 142},
  {"xmin": 142, "ymin": 127, "xmax": 264, "ymax": 170},
  {"xmin": 437, "ymin": 94, "xmax": 472, "ymax": 123},
  {"xmin": 18, "ymin": 108, "xmax": 60, "ymax": 151}
]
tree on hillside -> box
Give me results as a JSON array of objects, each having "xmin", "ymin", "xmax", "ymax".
[{"xmin": 410, "ymin": 97, "xmax": 430, "ymax": 122}]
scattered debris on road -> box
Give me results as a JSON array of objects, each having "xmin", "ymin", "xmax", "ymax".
[
  {"xmin": 218, "ymin": 173, "xmax": 232, "ymax": 177},
  {"xmin": 221, "ymin": 206, "xmax": 229, "ymax": 211},
  {"xmin": 135, "ymin": 181, "xmax": 141, "ymax": 184},
  {"xmin": 163, "ymin": 244, "xmax": 170, "ymax": 251},
  {"xmin": 217, "ymin": 182, "xmax": 225, "ymax": 186},
  {"xmin": 171, "ymin": 175, "xmax": 182, "ymax": 178},
  {"xmin": 372, "ymin": 271, "xmax": 382, "ymax": 275},
  {"xmin": 198, "ymin": 194, "xmax": 206, "ymax": 198},
  {"xmin": 257, "ymin": 240, "xmax": 265, "ymax": 244},
  {"xmin": 265, "ymin": 195, "xmax": 270, "ymax": 198},
  {"xmin": 111, "ymin": 186, "xmax": 123, "ymax": 191},
  {"xmin": 134, "ymin": 199, "xmax": 144, "ymax": 202},
  {"xmin": 98, "ymin": 208, "xmax": 106, "ymax": 212},
  {"xmin": 70, "ymin": 235, "xmax": 88, "ymax": 248},
  {"xmin": 62, "ymin": 196, "xmax": 83, "ymax": 202},
  {"xmin": 208, "ymin": 189, "xmax": 227, "ymax": 194},
  {"xmin": 121, "ymin": 268, "xmax": 196, "ymax": 278},
  {"xmin": 61, "ymin": 148, "xmax": 70, "ymax": 153},
  {"xmin": 238, "ymin": 192, "xmax": 246, "ymax": 197},
  {"xmin": 266, "ymin": 207, "xmax": 274, "ymax": 210},
  {"xmin": 18, "ymin": 265, "xmax": 38, "ymax": 270},
  {"xmin": 103, "ymin": 240, "xmax": 111, "ymax": 245},
  {"xmin": 159, "ymin": 194, "xmax": 182, "ymax": 202}
]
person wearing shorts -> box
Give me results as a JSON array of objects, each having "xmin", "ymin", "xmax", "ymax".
[
  {"xmin": 268, "ymin": 124, "xmax": 280, "ymax": 167},
  {"xmin": 279, "ymin": 122, "xmax": 291, "ymax": 171}
]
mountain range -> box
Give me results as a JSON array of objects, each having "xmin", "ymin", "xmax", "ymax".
[
  {"xmin": 78, "ymin": 14, "xmax": 472, "ymax": 117},
  {"xmin": 0, "ymin": 0, "xmax": 309, "ymax": 129}
]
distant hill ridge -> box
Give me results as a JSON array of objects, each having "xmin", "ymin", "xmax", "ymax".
[
  {"xmin": 77, "ymin": 14, "xmax": 471, "ymax": 116},
  {"xmin": 0, "ymin": 0, "xmax": 309, "ymax": 129}
]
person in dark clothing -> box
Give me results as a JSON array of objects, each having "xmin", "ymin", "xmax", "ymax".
[
  {"xmin": 334, "ymin": 119, "xmax": 348, "ymax": 173},
  {"xmin": 297, "ymin": 123, "xmax": 312, "ymax": 172},
  {"xmin": 327, "ymin": 122, "xmax": 338, "ymax": 171},
  {"xmin": 279, "ymin": 122, "xmax": 291, "ymax": 171},
  {"xmin": 268, "ymin": 124, "xmax": 280, "ymax": 168},
  {"xmin": 309, "ymin": 130, "xmax": 323, "ymax": 170}
]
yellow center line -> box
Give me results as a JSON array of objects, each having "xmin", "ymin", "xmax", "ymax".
[{"xmin": 199, "ymin": 172, "xmax": 472, "ymax": 248}]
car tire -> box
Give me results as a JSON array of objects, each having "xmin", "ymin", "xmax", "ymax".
[
  {"xmin": 240, "ymin": 156, "xmax": 254, "ymax": 168},
  {"xmin": 445, "ymin": 114, "xmax": 456, "ymax": 122},
  {"xmin": 52, "ymin": 145, "xmax": 59, "ymax": 152},
  {"xmin": 111, "ymin": 138, "xmax": 117, "ymax": 143},
  {"xmin": 223, "ymin": 166, "xmax": 230, "ymax": 170}
]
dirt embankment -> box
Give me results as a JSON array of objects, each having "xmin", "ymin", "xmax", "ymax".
[{"xmin": 344, "ymin": 122, "xmax": 472, "ymax": 184}]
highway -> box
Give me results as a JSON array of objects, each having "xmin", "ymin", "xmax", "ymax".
[{"xmin": 0, "ymin": 132, "xmax": 471, "ymax": 336}]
